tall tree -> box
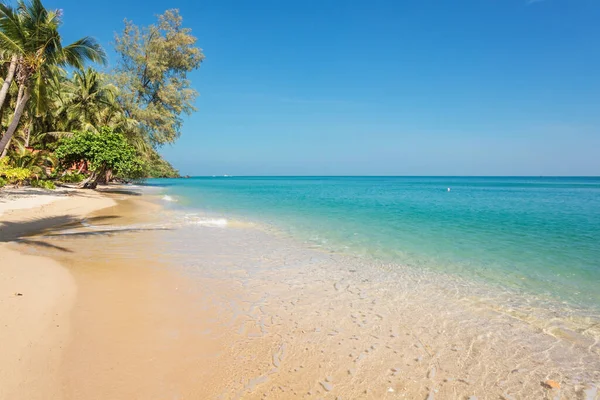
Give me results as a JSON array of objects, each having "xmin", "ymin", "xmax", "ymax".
[
  {"xmin": 113, "ymin": 9, "xmax": 204, "ymax": 147},
  {"xmin": 59, "ymin": 68, "xmax": 120, "ymax": 133},
  {"xmin": 0, "ymin": 0, "xmax": 106, "ymax": 157}
]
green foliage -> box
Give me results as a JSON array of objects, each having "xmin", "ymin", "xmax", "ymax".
[
  {"xmin": 7, "ymin": 145, "xmax": 55, "ymax": 179},
  {"xmin": 56, "ymin": 68, "xmax": 132, "ymax": 134},
  {"xmin": 0, "ymin": 0, "xmax": 107, "ymax": 156},
  {"xmin": 55, "ymin": 127, "xmax": 144, "ymax": 179},
  {"xmin": 0, "ymin": 157, "xmax": 32, "ymax": 184},
  {"xmin": 0, "ymin": 3, "xmax": 195, "ymax": 182},
  {"xmin": 113, "ymin": 9, "xmax": 204, "ymax": 147},
  {"xmin": 57, "ymin": 171, "xmax": 85, "ymax": 183},
  {"xmin": 30, "ymin": 178, "xmax": 55, "ymax": 189},
  {"xmin": 0, "ymin": 177, "xmax": 7, "ymax": 187},
  {"xmin": 144, "ymin": 149, "xmax": 180, "ymax": 178}
]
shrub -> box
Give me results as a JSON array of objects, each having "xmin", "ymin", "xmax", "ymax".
[
  {"xmin": 58, "ymin": 171, "xmax": 85, "ymax": 183},
  {"xmin": 7, "ymin": 147, "xmax": 55, "ymax": 180},
  {"xmin": 0, "ymin": 158, "xmax": 32, "ymax": 185},
  {"xmin": 30, "ymin": 179, "xmax": 56, "ymax": 190},
  {"xmin": 0, "ymin": 177, "xmax": 7, "ymax": 187}
]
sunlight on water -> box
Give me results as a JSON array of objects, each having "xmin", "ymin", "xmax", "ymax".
[{"xmin": 149, "ymin": 176, "xmax": 600, "ymax": 310}]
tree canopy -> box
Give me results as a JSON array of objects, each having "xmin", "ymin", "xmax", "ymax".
[
  {"xmin": 0, "ymin": 2, "xmax": 201, "ymax": 188},
  {"xmin": 114, "ymin": 9, "xmax": 204, "ymax": 147},
  {"xmin": 55, "ymin": 127, "xmax": 144, "ymax": 188},
  {"xmin": 0, "ymin": 0, "xmax": 105, "ymax": 155}
]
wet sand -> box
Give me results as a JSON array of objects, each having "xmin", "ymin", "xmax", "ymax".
[
  {"xmin": 1, "ymin": 189, "xmax": 599, "ymax": 399},
  {"xmin": 146, "ymin": 217, "xmax": 600, "ymax": 399}
]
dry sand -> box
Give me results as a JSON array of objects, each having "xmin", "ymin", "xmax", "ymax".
[
  {"xmin": 0, "ymin": 188, "xmax": 115, "ymax": 399},
  {"xmin": 0, "ymin": 188, "xmax": 234, "ymax": 400}
]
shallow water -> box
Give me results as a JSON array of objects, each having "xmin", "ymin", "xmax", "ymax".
[
  {"xmin": 149, "ymin": 206, "xmax": 600, "ymax": 399},
  {"xmin": 24, "ymin": 185, "xmax": 600, "ymax": 398},
  {"xmin": 149, "ymin": 176, "xmax": 600, "ymax": 309},
  {"xmin": 143, "ymin": 177, "xmax": 600, "ymax": 398}
]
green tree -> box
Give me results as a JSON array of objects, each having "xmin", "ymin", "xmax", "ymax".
[
  {"xmin": 58, "ymin": 68, "xmax": 125, "ymax": 133},
  {"xmin": 0, "ymin": 0, "xmax": 106, "ymax": 156},
  {"xmin": 144, "ymin": 148, "xmax": 179, "ymax": 178},
  {"xmin": 55, "ymin": 127, "xmax": 144, "ymax": 188},
  {"xmin": 113, "ymin": 9, "xmax": 204, "ymax": 147}
]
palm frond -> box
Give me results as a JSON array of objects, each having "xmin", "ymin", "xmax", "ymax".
[
  {"xmin": 0, "ymin": 3, "xmax": 26, "ymax": 54},
  {"xmin": 63, "ymin": 36, "xmax": 106, "ymax": 68}
]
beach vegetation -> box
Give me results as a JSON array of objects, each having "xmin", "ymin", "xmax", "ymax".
[
  {"xmin": 55, "ymin": 127, "xmax": 145, "ymax": 188},
  {"xmin": 0, "ymin": 156, "xmax": 31, "ymax": 184},
  {"xmin": 56, "ymin": 171, "xmax": 84, "ymax": 183},
  {"xmin": 0, "ymin": 0, "xmax": 201, "ymax": 188},
  {"xmin": 29, "ymin": 177, "xmax": 54, "ymax": 189},
  {"xmin": 7, "ymin": 143, "xmax": 55, "ymax": 177},
  {"xmin": 0, "ymin": 0, "xmax": 106, "ymax": 156}
]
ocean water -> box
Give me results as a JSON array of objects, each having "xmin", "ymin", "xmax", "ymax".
[{"xmin": 148, "ymin": 176, "xmax": 600, "ymax": 311}]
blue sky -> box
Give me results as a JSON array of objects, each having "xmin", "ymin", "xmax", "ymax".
[{"xmin": 48, "ymin": 0, "xmax": 599, "ymax": 176}]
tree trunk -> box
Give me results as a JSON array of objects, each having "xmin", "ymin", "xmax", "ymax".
[
  {"xmin": 96, "ymin": 169, "xmax": 112, "ymax": 185},
  {"xmin": 0, "ymin": 138, "xmax": 10, "ymax": 157},
  {"xmin": 0, "ymin": 85, "xmax": 31, "ymax": 158},
  {"xmin": 0, "ymin": 56, "xmax": 18, "ymax": 112},
  {"xmin": 79, "ymin": 170, "xmax": 98, "ymax": 189},
  {"xmin": 15, "ymin": 84, "xmax": 24, "ymax": 107},
  {"xmin": 0, "ymin": 86, "xmax": 29, "ymax": 157},
  {"xmin": 0, "ymin": 91, "xmax": 11, "ymax": 129},
  {"xmin": 78, "ymin": 165, "xmax": 105, "ymax": 189},
  {"xmin": 24, "ymin": 125, "xmax": 31, "ymax": 147}
]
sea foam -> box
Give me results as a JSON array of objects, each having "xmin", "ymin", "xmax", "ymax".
[
  {"xmin": 162, "ymin": 195, "xmax": 178, "ymax": 202},
  {"xmin": 184, "ymin": 215, "xmax": 228, "ymax": 227}
]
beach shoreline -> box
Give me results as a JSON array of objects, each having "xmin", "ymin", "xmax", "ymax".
[
  {"xmin": 1, "ymin": 186, "xmax": 237, "ymax": 399},
  {"xmin": 1, "ymin": 185, "xmax": 599, "ymax": 399}
]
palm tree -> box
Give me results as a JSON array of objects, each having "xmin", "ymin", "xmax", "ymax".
[
  {"xmin": 59, "ymin": 68, "xmax": 120, "ymax": 133},
  {"xmin": 0, "ymin": 0, "xmax": 106, "ymax": 157},
  {"xmin": 0, "ymin": 53, "xmax": 17, "ymax": 113}
]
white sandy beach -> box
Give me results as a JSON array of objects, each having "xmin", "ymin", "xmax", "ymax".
[
  {"xmin": 0, "ymin": 188, "xmax": 116, "ymax": 399},
  {"xmin": 1, "ymin": 187, "xmax": 599, "ymax": 399}
]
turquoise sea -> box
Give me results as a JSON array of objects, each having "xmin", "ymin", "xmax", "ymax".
[{"xmin": 148, "ymin": 176, "xmax": 600, "ymax": 311}]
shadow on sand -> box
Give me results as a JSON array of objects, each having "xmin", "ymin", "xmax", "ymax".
[{"xmin": 1, "ymin": 214, "xmax": 169, "ymax": 253}]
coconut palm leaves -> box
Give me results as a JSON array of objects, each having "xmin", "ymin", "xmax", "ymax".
[
  {"xmin": 59, "ymin": 68, "xmax": 119, "ymax": 132},
  {"xmin": 0, "ymin": 0, "xmax": 106, "ymax": 156}
]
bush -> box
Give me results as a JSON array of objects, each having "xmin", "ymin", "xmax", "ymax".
[
  {"xmin": 58, "ymin": 171, "xmax": 85, "ymax": 183},
  {"xmin": 30, "ymin": 179, "xmax": 56, "ymax": 190},
  {"xmin": 0, "ymin": 177, "xmax": 7, "ymax": 187},
  {"xmin": 0, "ymin": 157, "xmax": 32, "ymax": 185},
  {"xmin": 55, "ymin": 128, "xmax": 145, "ymax": 188}
]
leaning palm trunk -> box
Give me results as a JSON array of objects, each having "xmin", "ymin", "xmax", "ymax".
[
  {"xmin": 0, "ymin": 86, "xmax": 26, "ymax": 157},
  {"xmin": 0, "ymin": 138, "xmax": 9, "ymax": 157},
  {"xmin": 0, "ymin": 55, "xmax": 17, "ymax": 112},
  {"xmin": 0, "ymin": 84, "xmax": 31, "ymax": 157},
  {"xmin": 0, "ymin": 84, "xmax": 26, "ymax": 157}
]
